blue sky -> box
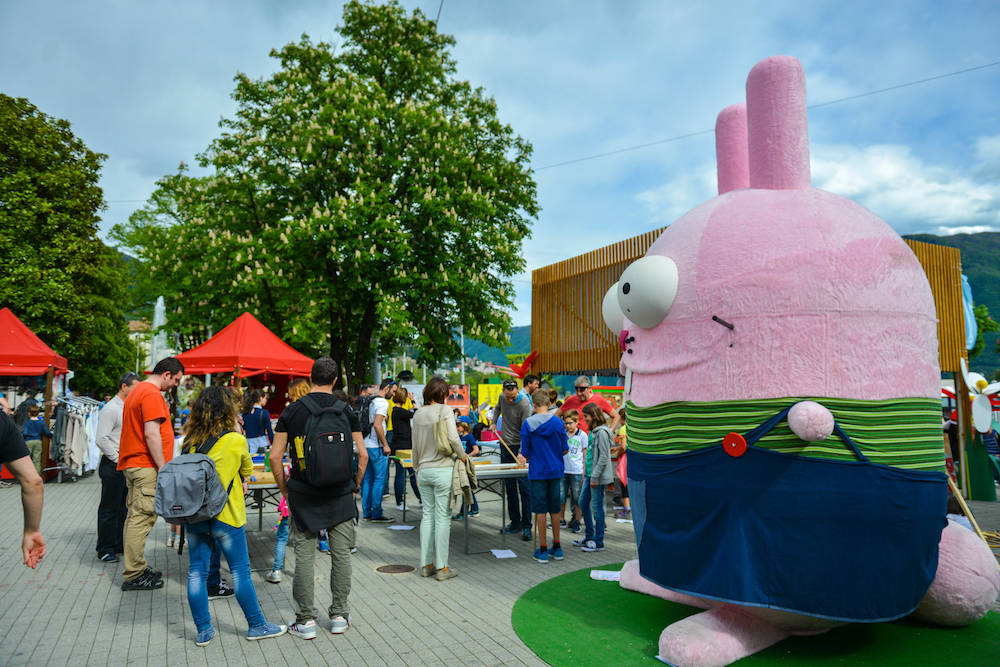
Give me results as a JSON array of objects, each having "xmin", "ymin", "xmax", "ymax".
[{"xmin": 3, "ymin": 1, "xmax": 999, "ymax": 327}]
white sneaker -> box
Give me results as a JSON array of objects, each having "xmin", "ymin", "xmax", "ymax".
[
  {"xmin": 396, "ymin": 503, "xmax": 405, "ymax": 510},
  {"xmin": 265, "ymin": 570, "xmax": 282, "ymax": 584},
  {"xmin": 350, "ymin": 546, "xmax": 358, "ymax": 554},
  {"xmin": 167, "ymin": 535, "xmax": 175, "ymax": 548},
  {"xmin": 288, "ymin": 620, "xmax": 317, "ymax": 640},
  {"xmin": 330, "ymin": 615, "xmax": 350, "ymax": 634}
]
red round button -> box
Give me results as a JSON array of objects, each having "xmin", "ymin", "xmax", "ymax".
[{"xmin": 723, "ymin": 432, "xmax": 747, "ymax": 457}]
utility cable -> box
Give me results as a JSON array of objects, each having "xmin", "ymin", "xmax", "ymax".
[{"xmin": 535, "ymin": 59, "xmax": 1000, "ymax": 171}]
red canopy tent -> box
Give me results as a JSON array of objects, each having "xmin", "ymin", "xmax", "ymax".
[
  {"xmin": 176, "ymin": 313, "xmax": 313, "ymax": 416},
  {"xmin": 0, "ymin": 307, "xmax": 68, "ymax": 376},
  {"xmin": 1, "ymin": 307, "xmax": 68, "ymax": 480},
  {"xmin": 176, "ymin": 312, "xmax": 312, "ymax": 378}
]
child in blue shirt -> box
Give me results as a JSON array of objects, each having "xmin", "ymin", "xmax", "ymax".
[
  {"xmin": 518, "ymin": 389, "xmax": 568, "ymax": 563},
  {"xmin": 453, "ymin": 421, "xmax": 479, "ymax": 519},
  {"xmin": 21, "ymin": 405, "xmax": 52, "ymax": 474}
]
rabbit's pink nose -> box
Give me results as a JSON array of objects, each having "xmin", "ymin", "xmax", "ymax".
[{"xmin": 620, "ymin": 329, "xmax": 629, "ymax": 351}]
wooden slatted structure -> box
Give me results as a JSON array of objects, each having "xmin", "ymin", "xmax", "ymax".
[
  {"xmin": 904, "ymin": 239, "xmax": 966, "ymax": 373},
  {"xmin": 530, "ymin": 231, "xmax": 966, "ymax": 376},
  {"xmin": 531, "ymin": 227, "xmax": 666, "ymax": 375}
]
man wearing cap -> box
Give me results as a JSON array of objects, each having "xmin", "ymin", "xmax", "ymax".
[
  {"xmin": 95, "ymin": 371, "xmax": 141, "ymax": 563},
  {"xmin": 556, "ymin": 376, "xmax": 618, "ymax": 433},
  {"xmin": 361, "ymin": 378, "xmax": 394, "ymax": 522},
  {"xmin": 492, "ymin": 380, "xmax": 534, "ymax": 540}
]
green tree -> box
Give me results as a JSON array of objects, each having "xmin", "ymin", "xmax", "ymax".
[
  {"xmin": 971, "ymin": 303, "xmax": 1000, "ymax": 359},
  {"xmin": 0, "ymin": 94, "xmax": 133, "ymax": 394},
  {"xmin": 113, "ymin": 0, "xmax": 537, "ymax": 388}
]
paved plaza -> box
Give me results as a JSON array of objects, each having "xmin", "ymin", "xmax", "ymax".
[
  {"xmin": 3, "ymin": 475, "xmax": 999, "ymax": 666},
  {"xmin": 0, "ymin": 474, "xmax": 639, "ymax": 666}
]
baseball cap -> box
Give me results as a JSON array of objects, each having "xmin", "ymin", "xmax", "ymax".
[
  {"xmin": 502, "ymin": 380, "xmax": 518, "ymax": 390},
  {"xmin": 379, "ymin": 378, "xmax": 395, "ymax": 390}
]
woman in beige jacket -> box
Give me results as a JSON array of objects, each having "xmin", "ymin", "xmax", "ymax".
[{"xmin": 411, "ymin": 377, "xmax": 466, "ymax": 580}]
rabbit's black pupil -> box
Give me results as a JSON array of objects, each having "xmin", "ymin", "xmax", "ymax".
[{"xmin": 622, "ymin": 283, "xmax": 631, "ymax": 294}]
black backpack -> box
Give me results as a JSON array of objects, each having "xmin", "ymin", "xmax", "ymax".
[
  {"xmin": 358, "ymin": 395, "xmax": 376, "ymax": 438},
  {"xmin": 296, "ymin": 396, "xmax": 355, "ymax": 493}
]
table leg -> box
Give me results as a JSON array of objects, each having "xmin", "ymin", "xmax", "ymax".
[{"xmin": 500, "ymin": 479, "xmax": 507, "ymax": 549}]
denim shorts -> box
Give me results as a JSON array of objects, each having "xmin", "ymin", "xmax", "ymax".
[{"xmin": 529, "ymin": 478, "xmax": 562, "ymax": 515}]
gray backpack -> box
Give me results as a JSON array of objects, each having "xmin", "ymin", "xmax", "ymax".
[{"xmin": 154, "ymin": 432, "xmax": 234, "ymax": 525}]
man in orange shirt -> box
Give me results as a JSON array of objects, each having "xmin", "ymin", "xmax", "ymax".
[{"xmin": 118, "ymin": 357, "xmax": 183, "ymax": 591}]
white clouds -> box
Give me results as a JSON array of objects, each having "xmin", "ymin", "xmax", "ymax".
[
  {"xmin": 635, "ymin": 166, "xmax": 716, "ymax": 224},
  {"xmin": 629, "ymin": 141, "xmax": 1000, "ymax": 239},
  {"xmin": 811, "ymin": 143, "xmax": 1000, "ymax": 234}
]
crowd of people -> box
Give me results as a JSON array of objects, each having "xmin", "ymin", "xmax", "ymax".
[{"xmin": 0, "ymin": 357, "xmax": 633, "ymax": 646}]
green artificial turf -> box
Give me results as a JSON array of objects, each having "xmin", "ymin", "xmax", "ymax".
[{"xmin": 512, "ymin": 563, "xmax": 1000, "ymax": 665}]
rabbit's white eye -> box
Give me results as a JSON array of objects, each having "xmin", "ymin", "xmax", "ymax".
[
  {"xmin": 602, "ymin": 283, "xmax": 625, "ymax": 333},
  {"xmin": 617, "ymin": 255, "xmax": 678, "ymax": 329}
]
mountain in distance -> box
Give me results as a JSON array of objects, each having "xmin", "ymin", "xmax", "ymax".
[
  {"xmin": 905, "ymin": 232, "xmax": 1000, "ymax": 377},
  {"xmin": 464, "ymin": 325, "xmax": 531, "ymax": 366}
]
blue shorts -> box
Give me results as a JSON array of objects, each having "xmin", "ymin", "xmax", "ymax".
[{"xmin": 529, "ymin": 478, "xmax": 562, "ymax": 515}]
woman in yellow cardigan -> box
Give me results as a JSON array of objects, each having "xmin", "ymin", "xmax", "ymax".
[{"xmin": 183, "ymin": 386, "xmax": 286, "ymax": 646}]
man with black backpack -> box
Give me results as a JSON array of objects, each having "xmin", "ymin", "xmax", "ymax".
[{"xmin": 269, "ymin": 357, "xmax": 368, "ymax": 639}]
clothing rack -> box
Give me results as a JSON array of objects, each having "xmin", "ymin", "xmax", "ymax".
[{"xmin": 49, "ymin": 397, "xmax": 103, "ymax": 481}]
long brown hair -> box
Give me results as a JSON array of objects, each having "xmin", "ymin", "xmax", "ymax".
[
  {"xmin": 185, "ymin": 386, "xmax": 240, "ymax": 449},
  {"xmin": 582, "ymin": 402, "xmax": 607, "ymax": 428}
]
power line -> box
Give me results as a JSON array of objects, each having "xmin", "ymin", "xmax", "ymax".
[
  {"xmin": 435, "ymin": 0, "xmax": 444, "ymax": 24},
  {"xmin": 535, "ymin": 59, "xmax": 1000, "ymax": 171}
]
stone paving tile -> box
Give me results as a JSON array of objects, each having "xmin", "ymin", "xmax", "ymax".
[{"xmin": 0, "ymin": 474, "xmax": 641, "ymax": 665}]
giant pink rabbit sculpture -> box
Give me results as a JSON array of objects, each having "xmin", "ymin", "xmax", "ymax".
[{"xmin": 602, "ymin": 56, "xmax": 999, "ymax": 667}]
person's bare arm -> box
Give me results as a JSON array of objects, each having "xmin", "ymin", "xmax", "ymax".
[
  {"xmin": 144, "ymin": 419, "xmax": 166, "ymax": 470},
  {"xmin": 353, "ymin": 433, "xmax": 368, "ymax": 489},
  {"xmin": 374, "ymin": 414, "xmax": 389, "ymax": 453},
  {"xmin": 7, "ymin": 455, "xmax": 45, "ymax": 568},
  {"xmin": 270, "ymin": 432, "xmax": 289, "ymax": 497}
]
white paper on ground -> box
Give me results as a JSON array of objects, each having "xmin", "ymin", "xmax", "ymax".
[
  {"xmin": 616, "ymin": 518, "xmax": 633, "ymax": 524},
  {"xmin": 590, "ymin": 569, "xmax": 621, "ymax": 581},
  {"xmin": 491, "ymin": 549, "xmax": 517, "ymax": 559},
  {"xmin": 388, "ymin": 524, "xmax": 415, "ymax": 530}
]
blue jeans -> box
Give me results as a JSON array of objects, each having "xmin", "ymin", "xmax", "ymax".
[
  {"xmin": 382, "ymin": 432, "xmax": 394, "ymax": 495},
  {"xmin": 272, "ymin": 517, "xmax": 290, "ymax": 571},
  {"xmin": 579, "ymin": 477, "xmax": 606, "ymax": 546},
  {"xmin": 186, "ymin": 519, "xmax": 267, "ymax": 633},
  {"xmin": 393, "ymin": 459, "xmax": 421, "ymax": 505},
  {"xmin": 362, "ymin": 447, "xmax": 388, "ymax": 519},
  {"xmin": 460, "ymin": 492, "xmax": 479, "ymax": 514}
]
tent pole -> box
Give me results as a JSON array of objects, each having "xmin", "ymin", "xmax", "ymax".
[
  {"xmin": 955, "ymin": 370, "xmax": 970, "ymax": 498},
  {"xmin": 43, "ymin": 368, "xmax": 54, "ymax": 481}
]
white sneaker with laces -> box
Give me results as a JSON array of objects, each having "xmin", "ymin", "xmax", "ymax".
[
  {"xmin": 265, "ymin": 570, "xmax": 282, "ymax": 583},
  {"xmin": 330, "ymin": 615, "xmax": 350, "ymax": 634},
  {"xmin": 396, "ymin": 503, "xmax": 405, "ymax": 511},
  {"xmin": 288, "ymin": 620, "xmax": 317, "ymax": 640}
]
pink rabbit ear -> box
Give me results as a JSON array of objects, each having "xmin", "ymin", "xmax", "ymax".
[
  {"xmin": 715, "ymin": 103, "xmax": 749, "ymax": 194},
  {"xmin": 747, "ymin": 55, "xmax": 810, "ymax": 190}
]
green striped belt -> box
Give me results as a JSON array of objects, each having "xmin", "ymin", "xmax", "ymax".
[{"xmin": 625, "ymin": 397, "xmax": 945, "ymax": 472}]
